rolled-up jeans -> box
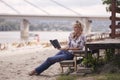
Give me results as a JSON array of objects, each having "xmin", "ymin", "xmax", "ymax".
[{"xmin": 35, "ymin": 50, "xmax": 74, "ymax": 74}]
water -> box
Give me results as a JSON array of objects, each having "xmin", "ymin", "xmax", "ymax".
[
  {"xmin": 0, "ymin": 31, "xmax": 71, "ymax": 43},
  {"xmin": 0, "ymin": 18, "xmax": 111, "ymax": 44}
]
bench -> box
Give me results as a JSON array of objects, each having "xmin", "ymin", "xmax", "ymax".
[{"xmin": 59, "ymin": 50, "xmax": 85, "ymax": 73}]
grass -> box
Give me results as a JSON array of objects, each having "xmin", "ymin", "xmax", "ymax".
[
  {"xmin": 56, "ymin": 75, "xmax": 77, "ymax": 80},
  {"xmin": 96, "ymin": 73, "xmax": 120, "ymax": 80},
  {"xmin": 56, "ymin": 73, "xmax": 120, "ymax": 80}
]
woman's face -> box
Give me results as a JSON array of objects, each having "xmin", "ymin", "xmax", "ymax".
[{"xmin": 74, "ymin": 26, "xmax": 82, "ymax": 33}]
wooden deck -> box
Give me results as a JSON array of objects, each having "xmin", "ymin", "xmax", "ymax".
[
  {"xmin": 87, "ymin": 38, "xmax": 120, "ymax": 44},
  {"xmin": 85, "ymin": 38, "xmax": 120, "ymax": 61}
]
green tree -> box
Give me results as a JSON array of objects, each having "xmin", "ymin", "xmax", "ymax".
[
  {"xmin": 102, "ymin": 0, "xmax": 120, "ymax": 6},
  {"xmin": 102, "ymin": 0, "xmax": 120, "ymax": 11}
]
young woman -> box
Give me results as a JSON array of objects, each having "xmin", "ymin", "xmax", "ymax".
[{"xmin": 29, "ymin": 21, "xmax": 86, "ymax": 76}]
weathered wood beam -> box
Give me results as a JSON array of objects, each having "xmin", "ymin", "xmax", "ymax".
[
  {"xmin": 109, "ymin": 25, "xmax": 120, "ymax": 29},
  {"xmin": 115, "ymin": 25, "xmax": 120, "ymax": 28},
  {"xmin": 110, "ymin": 16, "xmax": 120, "ymax": 21},
  {"xmin": 116, "ymin": 7, "xmax": 120, "ymax": 13},
  {"xmin": 115, "ymin": 17, "xmax": 120, "ymax": 21},
  {"xmin": 115, "ymin": 34, "xmax": 120, "ymax": 37}
]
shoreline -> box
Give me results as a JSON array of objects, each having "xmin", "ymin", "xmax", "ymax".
[{"xmin": 0, "ymin": 38, "xmax": 67, "ymax": 51}]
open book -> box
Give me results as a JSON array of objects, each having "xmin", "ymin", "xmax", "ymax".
[{"xmin": 50, "ymin": 39, "xmax": 61, "ymax": 49}]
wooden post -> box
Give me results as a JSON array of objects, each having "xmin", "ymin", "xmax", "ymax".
[{"xmin": 110, "ymin": 0, "xmax": 116, "ymax": 38}]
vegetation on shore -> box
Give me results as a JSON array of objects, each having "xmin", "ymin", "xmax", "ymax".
[
  {"xmin": 56, "ymin": 49, "xmax": 120, "ymax": 80},
  {"xmin": 56, "ymin": 73, "xmax": 120, "ymax": 80}
]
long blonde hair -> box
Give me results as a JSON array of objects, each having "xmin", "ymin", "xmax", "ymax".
[{"xmin": 72, "ymin": 20, "xmax": 83, "ymax": 39}]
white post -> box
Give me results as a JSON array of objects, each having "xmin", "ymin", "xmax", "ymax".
[
  {"xmin": 83, "ymin": 18, "xmax": 92, "ymax": 35},
  {"xmin": 20, "ymin": 19, "xmax": 29, "ymax": 40}
]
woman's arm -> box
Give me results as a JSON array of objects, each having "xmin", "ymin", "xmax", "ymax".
[
  {"xmin": 57, "ymin": 46, "xmax": 69, "ymax": 51},
  {"xmin": 58, "ymin": 46, "xmax": 81, "ymax": 51},
  {"xmin": 68, "ymin": 47, "xmax": 81, "ymax": 50}
]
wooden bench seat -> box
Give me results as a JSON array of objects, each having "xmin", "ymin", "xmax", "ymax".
[{"xmin": 59, "ymin": 50, "xmax": 85, "ymax": 73}]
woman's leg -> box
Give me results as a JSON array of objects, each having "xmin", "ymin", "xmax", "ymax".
[{"xmin": 35, "ymin": 50, "xmax": 73, "ymax": 74}]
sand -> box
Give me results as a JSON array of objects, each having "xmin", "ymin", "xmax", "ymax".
[{"xmin": 0, "ymin": 46, "xmax": 61, "ymax": 80}]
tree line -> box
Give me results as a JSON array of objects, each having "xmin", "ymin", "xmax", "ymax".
[{"xmin": 0, "ymin": 19, "xmax": 73, "ymax": 31}]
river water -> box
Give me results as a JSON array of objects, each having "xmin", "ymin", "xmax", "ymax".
[{"xmin": 0, "ymin": 31, "xmax": 71, "ymax": 43}]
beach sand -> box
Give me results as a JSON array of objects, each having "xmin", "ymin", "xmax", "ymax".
[{"xmin": 0, "ymin": 46, "xmax": 61, "ymax": 80}]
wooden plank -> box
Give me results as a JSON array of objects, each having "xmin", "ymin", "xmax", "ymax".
[
  {"xmin": 77, "ymin": 67, "xmax": 93, "ymax": 73},
  {"xmin": 115, "ymin": 17, "xmax": 120, "ymax": 21},
  {"xmin": 86, "ymin": 40, "xmax": 120, "ymax": 50},
  {"xmin": 109, "ymin": 25, "xmax": 120, "ymax": 29},
  {"xmin": 116, "ymin": 7, "xmax": 120, "ymax": 13},
  {"xmin": 115, "ymin": 34, "xmax": 120, "ymax": 37},
  {"xmin": 110, "ymin": 16, "xmax": 120, "ymax": 21},
  {"xmin": 60, "ymin": 60, "xmax": 74, "ymax": 64},
  {"xmin": 60, "ymin": 60, "xmax": 75, "ymax": 67},
  {"xmin": 115, "ymin": 25, "xmax": 120, "ymax": 28},
  {"xmin": 73, "ymin": 50, "xmax": 85, "ymax": 57}
]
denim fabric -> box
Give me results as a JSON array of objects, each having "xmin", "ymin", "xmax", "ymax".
[{"xmin": 35, "ymin": 50, "xmax": 74, "ymax": 74}]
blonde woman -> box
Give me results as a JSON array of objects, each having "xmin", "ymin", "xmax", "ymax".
[{"xmin": 29, "ymin": 21, "xmax": 86, "ymax": 76}]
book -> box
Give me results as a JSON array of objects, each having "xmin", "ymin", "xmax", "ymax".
[{"xmin": 50, "ymin": 39, "xmax": 61, "ymax": 49}]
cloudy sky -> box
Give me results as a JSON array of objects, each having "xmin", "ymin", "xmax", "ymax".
[{"xmin": 0, "ymin": 0, "xmax": 110, "ymax": 16}]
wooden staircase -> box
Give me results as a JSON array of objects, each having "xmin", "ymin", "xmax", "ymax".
[{"xmin": 109, "ymin": 0, "xmax": 120, "ymax": 38}]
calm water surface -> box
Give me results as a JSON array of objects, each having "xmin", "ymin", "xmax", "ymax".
[{"xmin": 0, "ymin": 31, "xmax": 71, "ymax": 43}]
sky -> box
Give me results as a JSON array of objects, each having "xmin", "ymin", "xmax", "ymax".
[{"xmin": 0, "ymin": 0, "xmax": 111, "ymax": 16}]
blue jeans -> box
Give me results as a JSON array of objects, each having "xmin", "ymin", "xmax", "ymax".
[{"xmin": 35, "ymin": 50, "xmax": 74, "ymax": 74}]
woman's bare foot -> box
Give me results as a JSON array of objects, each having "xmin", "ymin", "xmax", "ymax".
[{"xmin": 29, "ymin": 70, "xmax": 37, "ymax": 76}]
